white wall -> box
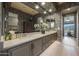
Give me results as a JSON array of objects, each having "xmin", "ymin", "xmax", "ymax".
[
  {"xmin": 37, "ymin": 13, "xmax": 61, "ymax": 28},
  {"xmin": 44, "ymin": 13, "xmax": 61, "ymax": 28},
  {"xmin": 37, "ymin": 13, "xmax": 61, "ymax": 39},
  {"xmin": 0, "ymin": 2, "xmax": 3, "ymax": 50},
  {"xmin": 45, "ymin": 13, "xmax": 61, "ymax": 39}
]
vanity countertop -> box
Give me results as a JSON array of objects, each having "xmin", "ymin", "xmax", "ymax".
[{"xmin": 2, "ymin": 30, "xmax": 57, "ymax": 50}]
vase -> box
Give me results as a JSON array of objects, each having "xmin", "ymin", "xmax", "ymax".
[{"xmin": 41, "ymin": 30, "xmax": 45, "ymax": 34}]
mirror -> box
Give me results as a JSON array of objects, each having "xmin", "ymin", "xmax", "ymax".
[
  {"xmin": 46, "ymin": 19, "xmax": 55, "ymax": 29},
  {"xmin": 6, "ymin": 12, "xmax": 18, "ymax": 33}
]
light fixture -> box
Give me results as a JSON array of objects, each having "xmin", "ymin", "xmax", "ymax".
[
  {"xmin": 44, "ymin": 11, "xmax": 47, "ymax": 14},
  {"xmin": 35, "ymin": 5, "xmax": 39, "ymax": 9},
  {"xmin": 41, "ymin": 2, "xmax": 46, "ymax": 6},
  {"xmin": 49, "ymin": 9, "xmax": 52, "ymax": 12},
  {"xmin": 67, "ymin": 8, "xmax": 70, "ymax": 11}
]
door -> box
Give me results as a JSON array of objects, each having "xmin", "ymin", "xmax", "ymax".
[{"xmin": 63, "ymin": 13, "xmax": 76, "ymax": 38}]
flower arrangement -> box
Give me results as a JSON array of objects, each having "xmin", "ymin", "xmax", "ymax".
[
  {"xmin": 4, "ymin": 31, "xmax": 15, "ymax": 41},
  {"xmin": 34, "ymin": 22, "xmax": 49, "ymax": 34},
  {"xmin": 5, "ymin": 31, "xmax": 12, "ymax": 41}
]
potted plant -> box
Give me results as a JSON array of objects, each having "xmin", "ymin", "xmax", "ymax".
[
  {"xmin": 40, "ymin": 22, "xmax": 49, "ymax": 34},
  {"xmin": 34, "ymin": 22, "xmax": 49, "ymax": 34},
  {"xmin": 5, "ymin": 31, "xmax": 12, "ymax": 41}
]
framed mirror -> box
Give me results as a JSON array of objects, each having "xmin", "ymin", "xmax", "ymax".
[
  {"xmin": 6, "ymin": 12, "xmax": 18, "ymax": 32},
  {"xmin": 46, "ymin": 19, "xmax": 55, "ymax": 29}
]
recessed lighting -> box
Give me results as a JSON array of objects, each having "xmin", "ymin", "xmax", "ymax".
[
  {"xmin": 49, "ymin": 9, "xmax": 52, "ymax": 12},
  {"xmin": 35, "ymin": 5, "xmax": 39, "ymax": 9},
  {"xmin": 41, "ymin": 2, "xmax": 46, "ymax": 6},
  {"xmin": 44, "ymin": 11, "xmax": 47, "ymax": 14},
  {"xmin": 67, "ymin": 8, "xmax": 70, "ymax": 11}
]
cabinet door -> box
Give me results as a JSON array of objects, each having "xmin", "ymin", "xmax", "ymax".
[
  {"xmin": 0, "ymin": 50, "xmax": 9, "ymax": 56},
  {"xmin": 47, "ymin": 35, "xmax": 52, "ymax": 46},
  {"xmin": 45, "ymin": 35, "xmax": 51, "ymax": 48},
  {"xmin": 52, "ymin": 33, "xmax": 57, "ymax": 41},
  {"xmin": 32, "ymin": 38, "xmax": 42, "ymax": 56},
  {"xmin": 25, "ymin": 42, "xmax": 32, "ymax": 56},
  {"xmin": 45, "ymin": 36, "xmax": 49, "ymax": 48},
  {"xmin": 8, "ymin": 42, "xmax": 32, "ymax": 56},
  {"xmin": 50, "ymin": 34, "xmax": 54, "ymax": 42},
  {"xmin": 54, "ymin": 33, "xmax": 57, "ymax": 40},
  {"xmin": 42, "ymin": 37, "xmax": 46, "ymax": 51}
]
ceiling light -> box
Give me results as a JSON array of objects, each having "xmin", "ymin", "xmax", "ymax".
[
  {"xmin": 67, "ymin": 8, "xmax": 70, "ymax": 11},
  {"xmin": 44, "ymin": 11, "xmax": 47, "ymax": 14},
  {"xmin": 35, "ymin": 5, "xmax": 39, "ymax": 9},
  {"xmin": 49, "ymin": 9, "xmax": 52, "ymax": 12},
  {"xmin": 41, "ymin": 2, "xmax": 46, "ymax": 6}
]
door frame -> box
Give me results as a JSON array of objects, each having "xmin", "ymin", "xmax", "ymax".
[{"xmin": 62, "ymin": 12, "xmax": 77, "ymax": 38}]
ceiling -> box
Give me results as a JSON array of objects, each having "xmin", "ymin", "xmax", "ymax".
[
  {"xmin": 23, "ymin": 2, "xmax": 56, "ymax": 15},
  {"xmin": 53, "ymin": 2, "xmax": 79, "ymax": 11},
  {"xmin": 10, "ymin": 2, "xmax": 79, "ymax": 16},
  {"xmin": 23, "ymin": 2, "xmax": 79, "ymax": 15},
  {"xmin": 62, "ymin": 6, "xmax": 79, "ymax": 14},
  {"xmin": 10, "ymin": 2, "xmax": 39, "ymax": 15}
]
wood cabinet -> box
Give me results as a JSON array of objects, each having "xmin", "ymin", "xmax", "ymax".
[
  {"xmin": 31, "ymin": 38, "xmax": 42, "ymax": 56},
  {"xmin": 1, "ymin": 32, "xmax": 57, "ymax": 56},
  {"xmin": 45, "ymin": 34, "xmax": 53, "ymax": 49},
  {"xmin": 45, "ymin": 35, "xmax": 50, "ymax": 48},
  {"xmin": 42, "ymin": 37, "xmax": 46, "ymax": 51},
  {"xmin": 8, "ymin": 42, "xmax": 32, "ymax": 56}
]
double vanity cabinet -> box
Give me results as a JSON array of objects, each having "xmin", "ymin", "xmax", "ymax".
[{"xmin": 0, "ymin": 31, "xmax": 57, "ymax": 56}]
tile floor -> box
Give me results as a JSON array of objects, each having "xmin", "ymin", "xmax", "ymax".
[{"xmin": 40, "ymin": 37, "xmax": 79, "ymax": 56}]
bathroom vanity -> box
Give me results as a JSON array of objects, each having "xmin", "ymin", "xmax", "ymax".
[{"xmin": 0, "ymin": 30, "xmax": 57, "ymax": 56}]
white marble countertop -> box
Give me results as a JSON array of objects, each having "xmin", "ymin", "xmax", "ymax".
[{"xmin": 2, "ymin": 30, "xmax": 57, "ymax": 50}]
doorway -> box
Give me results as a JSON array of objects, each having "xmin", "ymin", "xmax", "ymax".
[{"xmin": 63, "ymin": 13, "xmax": 76, "ymax": 38}]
